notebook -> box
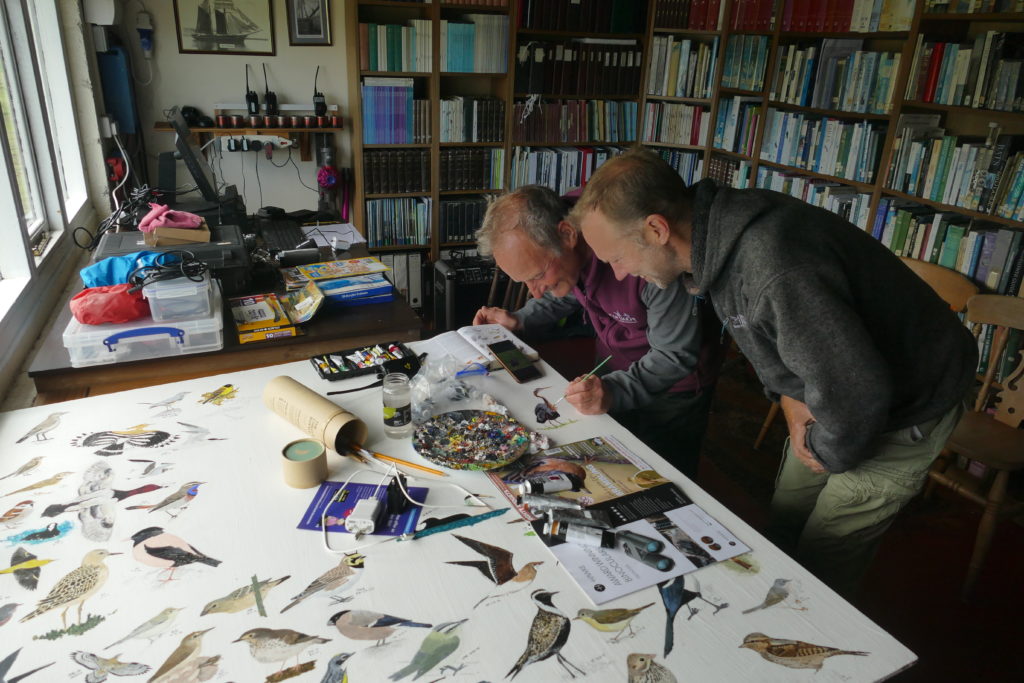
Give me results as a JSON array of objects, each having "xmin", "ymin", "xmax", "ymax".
[{"xmin": 419, "ymin": 324, "xmax": 539, "ymax": 371}]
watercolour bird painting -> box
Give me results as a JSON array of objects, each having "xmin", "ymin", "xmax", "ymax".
[
  {"xmin": 15, "ymin": 412, "xmax": 67, "ymax": 443},
  {"xmin": 201, "ymin": 575, "xmax": 290, "ymax": 616},
  {"xmin": 71, "ymin": 426, "xmax": 178, "ymax": 457},
  {"xmin": 1, "ymin": 547, "xmax": 53, "ymax": 590},
  {"xmin": 739, "ymin": 632, "xmax": 869, "ymax": 671},
  {"xmin": 19, "ymin": 549, "xmax": 119, "ymax": 628}
]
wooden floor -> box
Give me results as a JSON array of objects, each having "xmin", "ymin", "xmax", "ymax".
[{"xmin": 699, "ymin": 355, "xmax": 1024, "ymax": 683}]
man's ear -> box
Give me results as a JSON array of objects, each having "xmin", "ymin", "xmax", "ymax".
[
  {"xmin": 644, "ymin": 214, "xmax": 672, "ymax": 246},
  {"xmin": 558, "ymin": 220, "xmax": 578, "ymax": 248}
]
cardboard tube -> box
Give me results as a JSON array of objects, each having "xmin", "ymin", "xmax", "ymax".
[
  {"xmin": 281, "ymin": 439, "xmax": 327, "ymax": 488},
  {"xmin": 263, "ymin": 376, "xmax": 368, "ymax": 453}
]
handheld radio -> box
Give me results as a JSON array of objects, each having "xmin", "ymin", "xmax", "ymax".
[
  {"xmin": 263, "ymin": 63, "xmax": 278, "ymax": 116},
  {"xmin": 313, "ymin": 66, "xmax": 327, "ymax": 117},
  {"xmin": 245, "ymin": 64, "xmax": 259, "ymax": 116}
]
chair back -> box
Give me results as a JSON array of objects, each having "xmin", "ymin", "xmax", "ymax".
[
  {"xmin": 965, "ymin": 294, "xmax": 1024, "ymax": 427},
  {"xmin": 900, "ymin": 257, "xmax": 979, "ymax": 312},
  {"xmin": 487, "ymin": 267, "xmax": 529, "ymax": 311}
]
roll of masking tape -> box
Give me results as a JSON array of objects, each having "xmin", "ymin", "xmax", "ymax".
[{"xmin": 281, "ymin": 438, "xmax": 327, "ymax": 488}]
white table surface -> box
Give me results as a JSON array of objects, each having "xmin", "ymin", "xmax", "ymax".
[{"xmin": 0, "ymin": 343, "xmax": 915, "ymax": 682}]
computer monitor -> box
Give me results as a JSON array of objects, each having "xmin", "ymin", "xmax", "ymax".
[{"xmin": 165, "ymin": 105, "xmax": 219, "ymax": 202}]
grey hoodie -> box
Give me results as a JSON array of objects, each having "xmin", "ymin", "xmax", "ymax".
[{"xmin": 687, "ymin": 179, "xmax": 977, "ymax": 472}]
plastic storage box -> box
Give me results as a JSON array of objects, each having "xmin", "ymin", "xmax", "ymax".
[
  {"xmin": 63, "ymin": 282, "xmax": 224, "ymax": 368},
  {"xmin": 142, "ymin": 271, "xmax": 212, "ymax": 322}
]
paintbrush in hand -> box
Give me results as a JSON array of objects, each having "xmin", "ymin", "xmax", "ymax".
[{"xmin": 552, "ymin": 355, "xmax": 613, "ymax": 407}]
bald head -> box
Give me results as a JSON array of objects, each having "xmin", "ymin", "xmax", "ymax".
[{"xmin": 476, "ymin": 186, "xmax": 568, "ymax": 258}]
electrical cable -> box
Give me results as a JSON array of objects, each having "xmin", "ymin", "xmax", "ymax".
[
  {"xmin": 254, "ymin": 151, "xmax": 264, "ymax": 207},
  {"xmin": 126, "ymin": 250, "xmax": 208, "ymax": 294},
  {"xmin": 111, "ymin": 133, "xmax": 132, "ymax": 211}
]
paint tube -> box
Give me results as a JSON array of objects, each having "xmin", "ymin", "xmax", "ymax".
[
  {"xmin": 517, "ymin": 492, "xmax": 583, "ymax": 511},
  {"xmin": 517, "ymin": 472, "xmax": 583, "ymax": 495},
  {"xmin": 543, "ymin": 520, "xmax": 616, "ymax": 549},
  {"xmin": 546, "ymin": 507, "xmax": 612, "ymax": 529}
]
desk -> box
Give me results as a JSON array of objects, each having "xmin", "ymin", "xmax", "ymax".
[{"xmin": 1, "ymin": 349, "xmax": 914, "ymax": 681}]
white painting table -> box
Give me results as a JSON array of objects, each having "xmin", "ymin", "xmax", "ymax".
[{"xmin": 0, "ymin": 345, "xmax": 915, "ymax": 682}]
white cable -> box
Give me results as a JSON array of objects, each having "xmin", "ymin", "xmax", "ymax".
[{"xmin": 111, "ymin": 133, "xmax": 132, "ymax": 211}]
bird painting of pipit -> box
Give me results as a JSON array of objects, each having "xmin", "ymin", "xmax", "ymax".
[
  {"xmin": 70, "ymin": 651, "xmax": 150, "ymax": 682},
  {"xmin": 739, "ymin": 632, "xmax": 869, "ymax": 671},
  {"xmin": 1, "ymin": 547, "xmax": 54, "ymax": 590},
  {"xmin": 507, "ymin": 589, "xmax": 584, "ymax": 680},
  {"xmin": 3, "ymin": 472, "xmax": 73, "ymax": 498},
  {"xmin": 15, "ymin": 412, "xmax": 68, "ymax": 443},
  {"xmin": 20, "ymin": 548, "xmax": 119, "ymax": 629},
  {"xmin": 71, "ymin": 426, "xmax": 178, "ymax": 457},
  {"xmin": 281, "ymin": 553, "xmax": 364, "ymax": 613},
  {"xmin": 575, "ymin": 602, "xmax": 655, "ymax": 642},
  {"xmin": 234, "ymin": 628, "xmax": 330, "ymax": 674},
  {"xmin": 201, "ymin": 575, "xmax": 290, "ymax": 616},
  {"xmin": 446, "ymin": 534, "xmax": 543, "ymax": 608}
]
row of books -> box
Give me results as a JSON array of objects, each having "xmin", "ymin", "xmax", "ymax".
[
  {"xmin": 364, "ymin": 150, "xmax": 429, "ymax": 195},
  {"xmin": 379, "ymin": 252, "xmax": 423, "ymax": 311},
  {"xmin": 360, "ymin": 78, "xmax": 426, "ymax": 145},
  {"xmin": 653, "ymin": 0, "xmax": 724, "ymax": 30},
  {"xmin": 713, "ymin": 97, "xmax": 761, "ymax": 156},
  {"xmin": 646, "ymin": 37, "xmax": 718, "ymax": 100},
  {"xmin": 439, "ymin": 148, "xmax": 505, "ymax": 191},
  {"xmin": 924, "ymin": 1, "xmax": 1024, "ymax": 12},
  {"xmin": 359, "ymin": 21, "xmax": 431, "ymax": 73},
  {"xmin": 440, "ymin": 16, "xmax": 508, "ymax": 73},
  {"xmin": 439, "ymin": 96, "xmax": 505, "ymax": 143},
  {"xmin": 905, "ymin": 32, "xmax": 1024, "ymax": 112},
  {"xmin": 511, "ymin": 99, "xmax": 638, "ymax": 145},
  {"xmin": 773, "ymin": 40, "xmax": 900, "ymax": 115},
  {"xmin": 651, "ymin": 147, "xmax": 705, "ymax": 186},
  {"xmin": 778, "ymin": 0, "xmax": 914, "ymax": 32},
  {"xmin": 518, "ymin": 0, "xmax": 646, "ymax": 34},
  {"xmin": 755, "ymin": 168, "xmax": 873, "ymax": 229},
  {"xmin": 365, "ymin": 197, "xmax": 431, "ymax": 248},
  {"xmin": 886, "ymin": 118, "xmax": 1023, "ymax": 218},
  {"xmin": 439, "ymin": 196, "xmax": 492, "ymax": 243},
  {"xmin": 642, "ymin": 102, "xmax": 710, "ymax": 147},
  {"xmin": 730, "ymin": 0, "xmax": 775, "ymax": 30},
  {"xmin": 509, "ymin": 146, "xmax": 626, "ymax": 195},
  {"xmin": 514, "ymin": 40, "xmax": 642, "ymax": 97},
  {"xmin": 760, "ymin": 109, "xmax": 885, "ymax": 183},
  {"xmin": 722, "ymin": 35, "xmax": 769, "ymax": 93},
  {"xmin": 706, "ymin": 155, "xmax": 747, "ymax": 187}
]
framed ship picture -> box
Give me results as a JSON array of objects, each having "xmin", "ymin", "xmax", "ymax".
[
  {"xmin": 173, "ymin": 0, "xmax": 275, "ymax": 56},
  {"xmin": 287, "ymin": 0, "xmax": 331, "ymax": 46}
]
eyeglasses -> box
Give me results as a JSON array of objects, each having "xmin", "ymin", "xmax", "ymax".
[{"xmin": 524, "ymin": 258, "xmax": 554, "ymax": 284}]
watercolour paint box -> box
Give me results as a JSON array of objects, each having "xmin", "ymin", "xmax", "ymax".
[{"xmin": 309, "ymin": 341, "xmax": 414, "ymax": 380}]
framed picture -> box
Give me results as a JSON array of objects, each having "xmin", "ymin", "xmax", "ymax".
[
  {"xmin": 287, "ymin": 0, "xmax": 331, "ymax": 46},
  {"xmin": 173, "ymin": 0, "xmax": 275, "ymax": 56}
]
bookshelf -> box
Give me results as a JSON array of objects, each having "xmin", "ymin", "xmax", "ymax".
[{"xmin": 345, "ymin": 0, "xmax": 1024, "ymax": 287}]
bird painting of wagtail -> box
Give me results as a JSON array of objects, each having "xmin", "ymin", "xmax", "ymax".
[
  {"xmin": 234, "ymin": 628, "xmax": 330, "ymax": 671},
  {"xmin": 658, "ymin": 576, "xmax": 728, "ymax": 657},
  {"xmin": 389, "ymin": 618, "xmax": 468, "ymax": 681},
  {"xmin": 507, "ymin": 590, "xmax": 584, "ymax": 680},
  {"xmin": 15, "ymin": 412, "xmax": 67, "ymax": 443},
  {"xmin": 328, "ymin": 610, "xmax": 432, "ymax": 646},
  {"xmin": 70, "ymin": 651, "xmax": 150, "ymax": 682},
  {"xmin": 281, "ymin": 553, "xmax": 365, "ymax": 613},
  {"xmin": 0, "ymin": 457, "xmax": 43, "ymax": 481},
  {"xmin": 320, "ymin": 652, "xmax": 354, "ymax": 683},
  {"xmin": 446, "ymin": 534, "xmax": 543, "ymax": 607},
  {"xmin": 743, "ymin": 578, "xmax": 803, "ymax": 614},
  {"xmin": 3, "ymin": 472, "xmax": 73, "ymax": 498},
  {"xmin": 125, "ymin": 481, "xmax": 203, "ymax": 518},
  {"xmin": 201, "ymin": 575, "xmax": 290, "ymax": 615},
  {"xmin": 129, "ymin": 526, "xmax": 221, "ymax": 581},
  {"xmin": 575, "ymin": 602, "xmax": 654, "ymax": 642},
  {"xmin": 106, "ymin": 606, "xmax": 184, "ymax": 649},
  {"xmin": 147, "ymin": 628, "xmax": 214, "ymax": 683},
  {"xmin": 20, "ymin": 549, "xmax": 119, "ymax": 628},
  {"xmin": 1, "ymin": 547, "xmax": 54, "ymax": 591},
  {"xmin": 740, "ymin": 632, "xmax": 869, "ymax": 671},
  {"xmin": 626, "ymin": 652, "xmax": 677, "ymax": 683},
  {"xmin": 71, "ymin": 426, "xmax": 178, "ymax": 457}
]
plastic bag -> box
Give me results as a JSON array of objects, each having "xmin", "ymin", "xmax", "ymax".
[
  {"xmin": 70, "ymin": 284, "xmax": 151, "ymax": 324},
  {"xmin": 410, "ymin": 353, "xmax": 498, "ymax": 424}
]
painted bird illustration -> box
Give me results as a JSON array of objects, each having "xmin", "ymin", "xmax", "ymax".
[
  {"xmin": 130, "ymin": 526, "xmax": 221, "ymax": 580},
  {"xmin": 43, "ymin": 484, "xmax": 164, "ymax": 518},
  {"xmin": 125, "ymin": 481, "xmax": 203, "ymax": 518},
  {"xmin": 106, "ymin": 607, "xmax": 184, "ymax": 649},
  {"xmin": 626, "ymin": 653, "xmax": 677, "ymax": 683},
  {"xmin": 147, "ymin": 628, "xmax": 213, "ymax": 683},
  {"xmin": 176, "ymin": 422, "xmax": 227, "ymax": 447},
  {"xmin": 71, "ymin": 426, "xmax": 178, "ymax": 457},
  {"xmin": 389, "ymin": 618, "xmax": 467, "ymax": 681},
  {"xmin": 658, "ymin": 576, "xmax": 728, "ymax": 657},
  {"xmin": 743, "ymin": 578, "xmax": 796, "ymax": 614},
  {"xmin": 199, "ymin": 384, "xmax": 237, "ymax": 405},
  {"xmin": 201, "ymin": 575, "xmax": 290, "ymax": 615},
  {"xmin": 17, "ymin": 522, "xmax": 66, "ymax": 542},
  {"xmin": 329, "ymin": 609, "xmax": 432, "ymax": 645},
  {"xmin": 3, "ymin": 472, "xmax": 73, "ymax": 497},
  {"xmin": 15, "ymin": 412, "xmax": 67, "ymax": 443},
  {"xmin": 70, "ymin": 651, "xmax": 150, "ymax": 682},
  {"xmin": 20, "ymin": 548, "xmax": 119, "ymax": 628},
  {"xmin": 0, "ymin": 457, "xmax": 42, "ymax": 481},
  {"xmin": 575, "ymin": 602, "xmax": 655, "ymax": 642},
  {"xmin": 127, "ymin": 460, "xmax": 173, "ymax": 478},
  {"xmin": 0, "ymin": 648, "xmax": 54, "ymax": 682},
  {"xmin": 320, "ymin": 652, "xmax": 353, "ymax": 683},
  {"xmin": 0, "ymin": 547, "xmax": 54, "ymax": 590},
  {"xmin": 739, "ymin": 632, "xmax": 869, "ymax": 671},
  {"xmin": 0, "ymin": 501, "xmax": 33, "ymax": 528},
  {"xmin": 234, "ymin": 628, "xmax": 330, "ymax": 670},
  {"xmin": 0, "ymin": 603, "xmax": 18, "ymax": 628},
  {"xmin": 281, "ymin": 552, "xmax": 365, "ymax": 613},
  {"xmin": 447, "ymin": 534, "xmax": 543, "ymax": 607},
  {"xmin": 140, "ymin": 392, "xmax": 189, "ymax": 416},
  {"xmin": 506, "ymin": 589, "xmax": 584, "ymax": 680}
]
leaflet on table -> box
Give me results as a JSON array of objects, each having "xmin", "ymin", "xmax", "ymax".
[
  {"xmin": 281, "ymin": 257, "xmax": 390, "ymax": 289},
  {"xmin": 298, "ymin": 481, "xmax": 427, "ymax": 536}
]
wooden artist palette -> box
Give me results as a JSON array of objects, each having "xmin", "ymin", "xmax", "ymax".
[{"xmin": 413, "ymin": 409, "xmax": 530, "ymax": 470}]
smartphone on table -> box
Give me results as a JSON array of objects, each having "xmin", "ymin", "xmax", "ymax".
[{"xmin": 487, "ymin": 340, "xmax": 541, "ymax": 383}]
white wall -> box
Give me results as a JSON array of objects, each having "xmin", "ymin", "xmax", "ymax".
[{"xmin": 125, "ymin": 0, "xmax": 351, "ymax": 213}]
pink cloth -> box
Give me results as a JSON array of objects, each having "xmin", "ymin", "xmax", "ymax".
[{"xmin": 137, "ymin": 203, "xmax": 204, "ymax": 233}]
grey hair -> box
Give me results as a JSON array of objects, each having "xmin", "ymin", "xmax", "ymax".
[{"xmin": 475, "ymin": 185, "xmax": 568, "ymax": 258}]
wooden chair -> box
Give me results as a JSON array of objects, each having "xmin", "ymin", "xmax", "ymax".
[
  {"xmin": 929, "ymin": 294, "xmax": 1024, "ymax": 599},
  {"xmin": 487, "ymin": 267, "xmax": 529, "ymax": 311},
  {"xmin": 753, "ymin": 257, "xmax": 979, "ymax": 449}
]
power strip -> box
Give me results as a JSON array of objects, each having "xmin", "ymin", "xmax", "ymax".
[{"xmin": 219, "ymin": 135, "xmax": 294, "ymax": 152}]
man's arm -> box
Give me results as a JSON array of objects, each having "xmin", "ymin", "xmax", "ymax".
[
  {"xmin": 599, "ymin": 278, "xmax": 702, "ymax": 412},
  {"xmin": 510, "ymin": 291, "xmax": 582, "ymax": 334}
]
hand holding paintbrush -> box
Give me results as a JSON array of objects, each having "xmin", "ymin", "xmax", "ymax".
[{"xmin": 553, "ymin": 355, "xmax": 613, "ymax": 409}]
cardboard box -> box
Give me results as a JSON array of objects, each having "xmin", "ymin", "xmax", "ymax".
[
  {"xmin": 228, "ymin": 293, "xmax": 299, "ymax": 344},
  {"xmin": 143, "ymin": 226, "xmax": 212, "ymax": 246}
]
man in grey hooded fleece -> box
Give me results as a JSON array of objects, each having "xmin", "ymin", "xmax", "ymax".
[{"xmin": 572, "ymin": 149, "xmax": 977, "ymax": 596}]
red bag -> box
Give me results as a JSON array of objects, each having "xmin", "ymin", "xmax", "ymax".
[{"xmin": 70, "ymin": 284, "xmax": 151, "ymax": 324}]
